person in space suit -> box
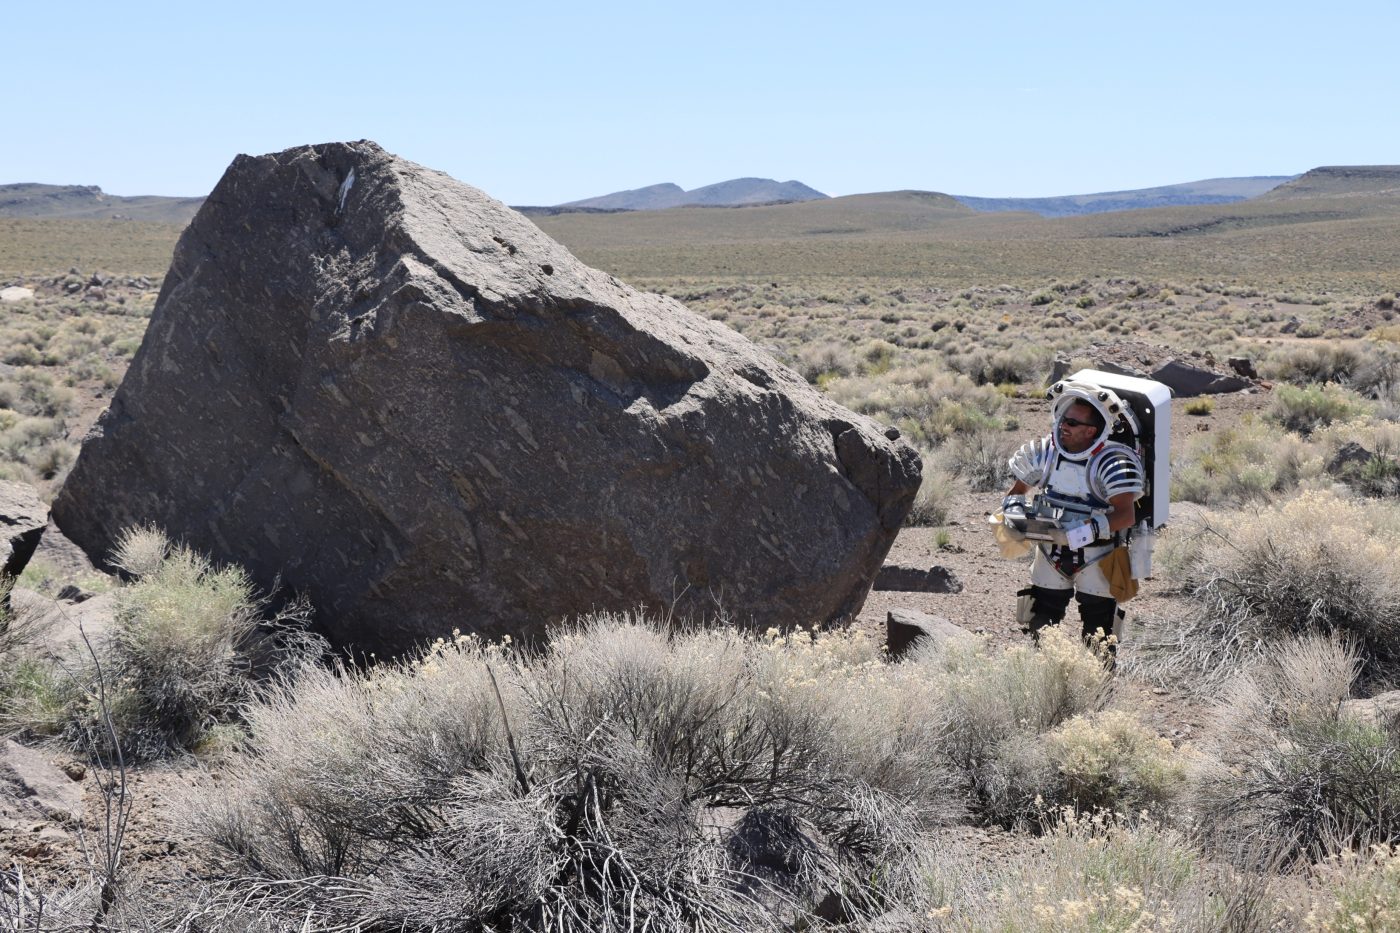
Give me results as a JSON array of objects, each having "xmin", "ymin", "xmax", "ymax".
[{"xmin": 1001, "ymin": 387, "xmax": 1146, "ymax": 643}]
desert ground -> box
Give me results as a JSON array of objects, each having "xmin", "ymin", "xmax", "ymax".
[{"xmin": 4, "ymin": 165, "xmax": 1400, "ymax": 929}]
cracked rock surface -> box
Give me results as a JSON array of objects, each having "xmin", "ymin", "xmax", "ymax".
[{"xmin": 53, "ymin": 141, "xmax": 920, "ymax": 653}]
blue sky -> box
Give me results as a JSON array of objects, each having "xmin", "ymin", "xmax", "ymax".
[{"xmin": 5, "ymin": 0, "xmax": 1396, "ymax": 204}]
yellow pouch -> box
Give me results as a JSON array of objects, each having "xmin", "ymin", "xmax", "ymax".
[
  {"xmin": 1101, "ymin": 546, "xmax": 1139, "ymax": 603},
  {"xmin": 989, "ymin": 512, "xmax": 1033, "ymax": 559}
]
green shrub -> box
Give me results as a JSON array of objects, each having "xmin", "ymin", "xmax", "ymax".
[
  {"xmin": 0, "ymin": 588, "xmax": 70, "ymax": 739},
  {"xmin": 1307, "ymin": 846, "xmax": 1400, "ymax": 932},
  {"xmin": 1171, "ymin": 416, "xmax": 1319, "ymax": 506},
  {"xmin": 65, "ymin": 526, "xmax": 322, "ymax": 760},
  {"xmin": 1268, "ymin": 383, "xmax": 1373, "ymax": 435}
]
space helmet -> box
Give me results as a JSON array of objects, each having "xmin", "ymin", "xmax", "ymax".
[{"xmin": 1045, "ymin": 379, "xmax": 1141, "ymax": 461}]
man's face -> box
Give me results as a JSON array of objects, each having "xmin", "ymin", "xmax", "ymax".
[{"xmin": 1058, "ymin": 402, "xmax": 1101, "ymax": 453}]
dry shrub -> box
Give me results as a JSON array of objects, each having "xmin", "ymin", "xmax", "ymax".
[
  {"xmin": 944, "ymin": 425, "xmax": 1017, "ymax": 492},
  {"xmin": 194, "ymin": 617, "xmax": 956, "ymax": 931},
  {"xmin": 191, "ymin": 616, "xmax": 1141, "ymax": 928},
  {"xmin": 1044, "ymin": 710, "xmax": 1186, "ymax": 818},
  {"xmin": 1172, "ymin": 416, "xmax": 1321, "ymax": 506},
  {"xmin": 823, "ymin": 361, "xmax": 1004, "ymax": 447},
  {"xmin": 912, "ymin": 811, "xmax": 1279, "ymax": 932},
  {"xmin": 948, "ymin": 345, "xmax": 1053, "ymax": 386},
  {"xmin": 904, "ymin": 454, "xmax": 956, "ymax": 526},
  {"xmin": 910, "ymin": 626, "xmax": 1112, "ymax": 825},
  {"xmin": 1264, "ymin": 340, "xmax": 1400, "ymax": 395},
  {"xmin": 1304, "ymin": 845, "xmax": 1400, "ymax": 932},
  {"xmin": 1192, "ymin": 637, "xmax": 1400, "ymax": 861},
  {"xmin": 1129, "ymin": 491, "xmax": 1400, "ymax": 688}
]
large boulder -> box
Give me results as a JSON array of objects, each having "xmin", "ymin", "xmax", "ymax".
[{"xmin": 53, "ymin": 141, "xmax": 920, "ymax": 653}]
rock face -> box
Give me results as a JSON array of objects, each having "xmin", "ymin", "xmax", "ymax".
[
  {"xmin": 0, "ymin": 481, "xmax": 48, "ymax": 580},
  {"xmin": 53, "ymin": 141, "xmax": 920, "ymax": 653}
]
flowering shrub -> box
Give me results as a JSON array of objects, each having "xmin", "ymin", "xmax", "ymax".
[{"xmin": 1045, "ymin": 710, "xmax": 1187, "ymax": 817}]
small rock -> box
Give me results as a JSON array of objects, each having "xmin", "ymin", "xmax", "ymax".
[
  {"xmin": 55, "ymin": 584, "xmax": 92, "ymax": 603},
  {"xmin": 1326, "ymin": 441, "xmax": 1375, "ymax": 475},
  {"xmin": 1227, "ymin": 356, "xmax": 1258, "ymax": 379},
  {"xmin": 886, "ymin": 608, "xmax": 973, "ymax": 659},
  {"xmin": 1, "ymin": 741, "xmax": 83, "ymax": 823}
]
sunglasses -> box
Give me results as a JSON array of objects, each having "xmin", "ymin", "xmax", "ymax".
[{"xmin": 1059, "ymin": 417, "xmax": 1098, "ymax": 429}]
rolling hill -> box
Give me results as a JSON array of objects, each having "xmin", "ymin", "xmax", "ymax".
[
  {"xmin": 1258, "ymin": 165, "xmax": 1400, "ymax": 200},
  {"xmin": 952, "ymin": 176, "xmax": 1295, "ymax": 216},
  {"xmin": 0, "ymin": 184, "xmax": 203, "ymax": 223}
]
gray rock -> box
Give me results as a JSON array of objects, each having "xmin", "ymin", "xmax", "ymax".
[
  {"xmin": 52, "ymin": 141, "xmax": 920, "ymax": 654},
  {"xmin": 0, "ymin": 481, "xmax": 48, "ymax": 580},
  {"xmin": 33, "ymin": 518, "xmax": 102, "ymax": 584},
  {"xmin": 1227, "ymin": 356, "xmax": 1259, "ymax": 379},
  {"xmin": 9, "ymin": 588, "xmax": 115, "ymax": 657},
  {"xmin": 1327, "ymin": 441, "xmax": 1375, "ymax": 475},
  {"xmin": 0, "ymin": 740, "xmax": 83, "ymax": 823},
  {"xmin": 1340, "ymin": 691, "xmax": 1400, "ymax": 729},
  {"xmin": 1045, "ymin": 357, "xmax": 1072, "ymax": 386},
  {"xmin": 1150, "ymin": 359, "xmax": 1251, "ymax": 397},
  {"xmin": 873, "ymin": 563, "xmax": 962, "ymax": 593},
  {"xmin": 886, "ymin": 608, "xmax": 973, "ymax": 659},
  {"xmin": 0, "ymin": 286, "xmax": 34, "ymax": 303}
]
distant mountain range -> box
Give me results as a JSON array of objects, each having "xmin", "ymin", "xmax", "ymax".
[
  {"xmin": 0, "ymin": 183, "xmax": 203, "ymax": 223},
  {"xmin": 9, "ymin": 168, "xmax": 1400, "ymax": 226},
  {"xmin": 554, "ymin": 178, "xmax": 830, "ymax": 211},
  {"xmin": 951, "ymin": 176, "xmax": 1296, "ymax": 217}
]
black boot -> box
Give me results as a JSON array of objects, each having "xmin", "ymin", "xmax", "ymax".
[
  {"xmin": 1020, "ymin": 585, "xmax": 1072, "ymax": 642},
  {"xmin": 1076, "ymin": 591, "xmax": 1119, "ymax": 662}
]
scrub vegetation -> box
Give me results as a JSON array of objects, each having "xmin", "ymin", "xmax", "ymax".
[{"xmin": 9, "ymin": 182, "xmax": 1400, "ymax": 929}]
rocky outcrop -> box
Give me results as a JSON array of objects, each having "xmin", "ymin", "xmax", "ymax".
[
  {"xmin": 53, "ymin": 142, "xmax": 920, "ymax": 654},
  {"xmin": 0, "ymin": 481, "xmax": 47, "ymax": 580},
  {"xmin": 1149, "ymin": 359, "xmax": 1251, "ymax": 397}
]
